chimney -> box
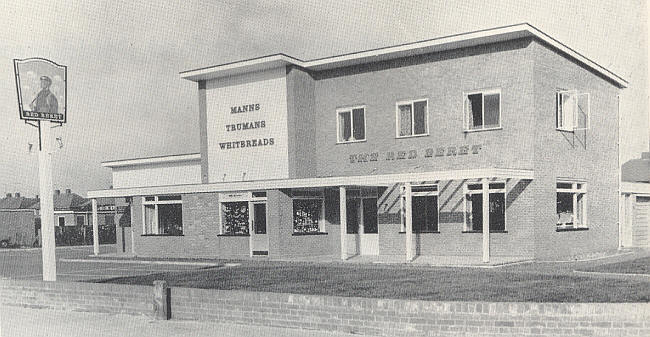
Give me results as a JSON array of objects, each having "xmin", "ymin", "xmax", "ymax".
[
  {"xmin": 55, "ymin": 190, "xmax": 60, "ymax": 195},
  {"xmin": 65, "ymin": 189, "xmax": 71, "ymax": 194},
  {"xmin": 642, "ymin": 152, "xmax": 650, "ymax": 160},
  {"xmin": 15, "ymin": 192, "xmax": 20, "ymax": 198},
  {"xmin": 6, "ymin": 193, "xmax": 11, "ymax": 198}
]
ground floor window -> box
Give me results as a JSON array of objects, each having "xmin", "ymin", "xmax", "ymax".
[
  {"xmin": 465, "ymin": 182, "xmax": 505, "ymax": 231},
  {"xmin": 402, "ymin": 185, "xmax": 439, "ymax": 232},
  {"xmin": 221, "ymin": 201, "xmax": 250, "ymax": 235},
  {"xmin": 142, "ymin": 195, "xmax": 183, "ymax": 235},
  {"xmin": 556, "ymin": 181, "xmax": 587, "ymax": 228},
  {"xmin": 346, "ymin": 188, "xmax": 378, "ymax": 234},
  {"xmin": 292, "ymin": 189, "xmax": 325, "ymax": 234}
]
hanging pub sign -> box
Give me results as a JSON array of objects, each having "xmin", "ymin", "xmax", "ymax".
[{"xmin": 13, "ymin": 58, "xmax": 67, "ymax": 123}]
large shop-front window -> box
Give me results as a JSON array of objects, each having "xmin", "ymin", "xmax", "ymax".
[
  {"xmin": 396, "ymin": 99, "xmax": 428, "ymax": 137},
  {"xmin": 401, "ymin": 185, "xmax": 439, "ymax": 232},
  {"xmin": 143, "ymin": 195, "xmax": 183, "ymax": 235},
  {"xmin": 465, "ymin": 183, "xmax": 505, "ymax": 231},
  {"xmin": 464, "ymin": 89, "xmax": 501, "ymax": 131},
  {"xmin": 337, "ymin": 106, "xmax": 366, "ymax": 143},
  {"xmin": 221, "ymin": 201, "xmax": 250, "ymax": 235},
  {"xmin": 556, "ymin": 181, "xmax": 587, "ymax": 228},
  {"xmin": 346, "ymin": 188, "xmax": 378, "ymax": 234},
  {"xmin": 292, "ymin": 189, "xmax": 325, "ymax": 234}
]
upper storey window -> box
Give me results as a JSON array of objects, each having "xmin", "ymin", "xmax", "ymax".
[
  {"xmin": 396, "ymin": 99, "xmax": 428, "ymax": 138},
  {"xmin": 464, "ymin": 89, "xmax": 501, "ymax": 131},
  {"xmin": 557, "ymin": 90, "xmax": 590, "ymax": 132},
  {"xmin": 337, "ymin": 106, "xmax": 366, "ymax": 143}
]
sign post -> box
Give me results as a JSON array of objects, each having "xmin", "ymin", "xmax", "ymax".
[{"xmin": 14, "ymin": 58, "xmax": 67, "ymax": 281}]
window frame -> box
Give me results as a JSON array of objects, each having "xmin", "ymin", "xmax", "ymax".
[
  {"xmin": 141, "ymin": 195, "xmax": 183, "ymax": 236},
  {"xmin": 336, "ymin": 105, "xmax": 367, "ymax": 144},
  {"xmin": 556, "ymin": 180, "xmax": 588, "ymax": 229},
  {"xmin": 463, "ymin": 88, "xmax": 502, "ymax": 132},
  {"xmin": 57, "ymin": 216, "xmax": 65, "ymax": 227},
  {"xmin": 218, "ymin": 191, "xmax": 267, "ymax": 236},
  {"xmin": 556, "ymin": 90, "xmax": 590, "ymax": 132},
  {"xmin": 401, "ymin": 184, "xmax": 440, "ymax": 233},
  {"xmin": 395, "ymin": 98, "xmax": 429, "ymax": 138},
  {"xmin": 291, "ymin": 189, "xmax": 326, "ymax": 234},
  {"xmin": 463, "ymin": 182, "xmax": 507, "ymax": 232},
  {"xmin": 346, "ymin": 187, "xmax": 379, "ymax": 234}
]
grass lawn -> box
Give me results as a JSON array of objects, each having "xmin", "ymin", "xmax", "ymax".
[
  {"xmin": 94, "ymin": 261, "xmax": 650, "ymax": 302},
  {"xmin": 577, "ymin": 257, "xmax": 650, "ymax": 275}
]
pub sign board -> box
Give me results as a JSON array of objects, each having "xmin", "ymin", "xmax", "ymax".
[{"xmin": 14, "ymin": 58, "xmax": 67, "ymax": 123}]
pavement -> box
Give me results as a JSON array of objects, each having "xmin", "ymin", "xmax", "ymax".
[{"xmin": 0, "ymin": 305, "xmax": 368, "ymax": 337}]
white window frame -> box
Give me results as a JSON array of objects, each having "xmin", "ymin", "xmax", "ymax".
[
  {"xmin": 142, "ymin": 195, "xmax": 183, "ymax": 235},
  {"xmin": 395, "ymin": 98, "xmax": 429, "ymax": 138},
  {"xmin": 556, "ymin": 180, "xmax": 588, "ymax": 228},
  {"xmin": 400, "ymin": 184, "xmax": 439, "ymax": 232},
  {"xmin": 336, "ymin": 105, "xmax": 366, "ymax": 143},
  {"xmin": 218, "ymin": 191, "xmax": 267, "ymax": 235},
  {"xmin": 463, "ymin": 88, "xmax": 502, "ymax": 132},
  {"xmin": 346, "ymin": 187, "xmax": 378, "ymax": 234},
  {"xmin": 291, "ymin": 189, "xmax": 326, "ymax": 233},
  {"xmin": 57, "ymin": 216, "xmax": 65, "ymax": 227},
  {"xmin": 463, "ymin": 181, "xmax": 507, "ymax": 231},
  {"xmin": 557, "ymin": 90, "xmax": 590, "ymax": 132}
]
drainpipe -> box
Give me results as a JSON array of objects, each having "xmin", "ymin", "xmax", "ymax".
[{"xmin": 617, "ymin": 94, "xmax": 622, "ymax": 250}]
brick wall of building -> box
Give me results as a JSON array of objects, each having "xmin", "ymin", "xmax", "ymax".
[
  {"xmin": 530, "ymin": 40, "xmax": 621, "ymax": 259},
  {"xmin": 1, "ymin": 279, "xmax": 647, "ymax": 337},
  {"xmin": 131, "ymin": 193, "xmax": 249, "ymax": 258}
]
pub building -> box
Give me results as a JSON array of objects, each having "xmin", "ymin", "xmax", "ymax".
[{"xmin": 89, "ymin": 24, "xmax": 627, "ymax": 263}]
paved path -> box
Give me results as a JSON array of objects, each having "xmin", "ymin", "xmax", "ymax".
[{"xmin": 0, "ymin": 306, "xmax": 368, "ymax": 337}]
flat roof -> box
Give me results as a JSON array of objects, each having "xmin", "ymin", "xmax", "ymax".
[
  {"xmin": 87, "ymin": 168, "xmax": 534, "ymax": 198},
  {"xmin": 180, "ymin": 23, "xmax": 627, "ymax": 88},
  {"xmin": 102, "ymin": 153, "xmax": 201, "ymax": 168}
]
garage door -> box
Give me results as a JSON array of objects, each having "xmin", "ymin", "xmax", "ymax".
[{"xmin": 632, "ymin": 197, "xmax": 650, "ymax": 247}]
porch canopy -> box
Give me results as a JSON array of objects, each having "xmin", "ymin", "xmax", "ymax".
[{"xmin": 88, "ymin": 167, "xmax": 534, "ymax": 262}]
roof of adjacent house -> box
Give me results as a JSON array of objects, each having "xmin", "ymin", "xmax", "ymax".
[
  {"xmin": 622, "ymin": 152, "xmax": 650, "ymax": 183},
  {"xmin": 179, "ymin": 23, "xmax": 627, "ymax": 88},
  {"xmin": 25, "ymin": 191, "xmax": 89, "ymax": 211},
  {"xmin": 0, "ymin": 196, "xmax": 38, "ymax": 210}
]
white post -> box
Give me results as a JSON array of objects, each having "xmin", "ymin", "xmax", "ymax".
[
  {"xmin": 38, "ymin": 123, "xmax": 56, "ymax": 281},
  {"xmin": 248, "ymin": 201, "xmax": 253, "ymax": 257},
  {"xmin": 404, "ymin": 182, "xmax": 414, "ymax": 261},
  {"xmin": 339, "ymin": 186, "xmax": 347, "ymax": 260},
  {"xmin": 92, "ymin": 198, "xmax": 99, "ymax": 256},
  {"xmin": 482, "ymin": 180, "xmax": 490, "ymax": 263}
]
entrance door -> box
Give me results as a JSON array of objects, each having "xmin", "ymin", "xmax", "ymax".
[
  {"xmin": 633, "ymin": 197, "xmax": 650, "ymax": 247},
  {"xmin": 359, "ymin": 198, "xmax": 379, "ymax": 255},
  {"xmin": 251, "ymin": 202, "xmax": 269, "ymax": 255}
]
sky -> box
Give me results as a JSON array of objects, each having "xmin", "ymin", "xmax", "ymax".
[{"xmin": 0, "ymin": 0, "xmax": 647, "ymax": 197}]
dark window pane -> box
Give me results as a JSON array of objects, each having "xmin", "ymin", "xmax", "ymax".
[
  {"xmin": 76, "ymin": 216, "xmax": 85, "ymax": 226},
  {"xmin": 398, "ymin": 104, "xmax": 412, "ymax": 136},
  {"xmin": 158, "ymin": 195, "xmax": 181, "ymax": 201},
  {"xmin": 339, "ymin": 111, "xmax": 351, "ymax": 141},
  {"xmin": 346, "ymin": 199, "xmax": 360, "ymax": 234},
  {"xmin": 412, "ymin": 196, "xmax": 437, "ymax": 232},
  {"xmin": 352, "ymin": 108, "xmax": 365, "ymax": 140},
  {"xmin": 253, "ymin": 203, "xmax": 266, "ymax": 234},
  {"xmin": 489, "ymin": 183, "xmax": 505, "ymax": 190},
  {"xmin": 158, "ymin": 203, "xmax": 183, "ymax": 235},
  {"xmin": 362, "ymin": 198, "xmax": 378, "ymax": 234},
  {"xmin": 489, "ymin": 193, "xmax": 505, "ymax": 231},
  {"xmin": 468, "ymin": 194, "xmax": 483, "ymax": 231},
  {"xmin": 252, "ymin": 191, "xmax": 267, "ymax": 198},
  {"xmin": 468, "ymin": 94, "xmax": 483, "ymax": 129},
  {"xmin": 144, "ymin": 196, "xmax": 155, "ymax": 201},
  {"xmin": 557, "ymin": 183, "xmax": 572, "ymax": 189},
  {"xmin": 412, "ymin": 185, "xmax": 437, "ymax": 193},
  {"xmin": 413, "ymin": 101, "xmax": 427, "ymax": 135},
  {"xmin": 467, "ymin": 184, "xmax": 482, "ymax": 191},
  {"xmin": 556, "ymin": 192, "xmax": 573, "ymax": 225},
  {"xmin": 58, "ymin": 217, "xmax": 65, "ymax": 226},
  {"xmin": 484, "ymin": 93, "xmax": 500, "ymax": 127}
]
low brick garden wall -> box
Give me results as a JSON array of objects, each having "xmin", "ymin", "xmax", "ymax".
[{"xmin": 0, "ymin": 279, "xmax": 648, "ymax": 336}]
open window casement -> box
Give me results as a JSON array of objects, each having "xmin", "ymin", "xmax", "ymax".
[{"xmin": 557, "ymin": 90, "xmax": 590, "ymax": 131}]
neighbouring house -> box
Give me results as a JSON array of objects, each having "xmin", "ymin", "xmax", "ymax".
[
  {"xmin": 620, "ymin": 152, "xmax": 650, "ymax": 248},
  {"xmin": 88, "ymin": 23, "xmax": 627, "ymax": 262},
  {"xmin": 0, "ymin": 189, "xmax": 123, "ymax": 247},
  {"xmin": 0, "ymin": 193, "xmax": 38, "ymax": 247}
]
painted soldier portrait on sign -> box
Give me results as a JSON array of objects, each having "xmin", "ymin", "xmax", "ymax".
[{"xmin": 14, "ymin": 58, "xmax": 67, "ymax": 123}]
